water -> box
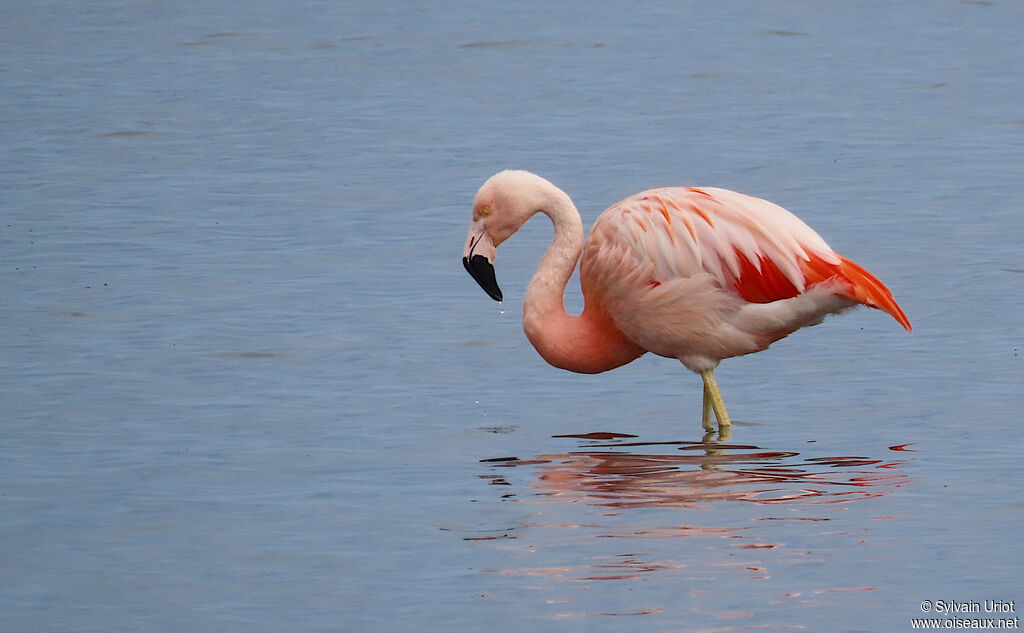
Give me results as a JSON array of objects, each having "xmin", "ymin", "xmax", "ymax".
[{"xmin": 2, "ymin": 1, "xmax": 1022, "ymax": 631}]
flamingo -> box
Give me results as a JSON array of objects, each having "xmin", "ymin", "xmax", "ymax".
[{"xmin": 462, "ymin": 170, "xmax": 911, "ymax": 431}]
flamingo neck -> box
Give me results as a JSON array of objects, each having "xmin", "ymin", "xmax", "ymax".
[{"xmin": 522, "ymin": 199, "xmax": 645, "ymax": 374}]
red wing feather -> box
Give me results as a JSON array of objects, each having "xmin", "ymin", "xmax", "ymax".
[
  {"xmin": 731, "ymin": 248, "xmax": 800, "ymax": 303},
  {"xmin": 733, "ymin": 249, "xmax": 912, "ymax": 332},
  {"xmin": 820, "ymin": 255, "xmax": 912, "ymax": 332}
]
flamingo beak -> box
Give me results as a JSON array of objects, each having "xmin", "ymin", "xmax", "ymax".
[{"xmin": 463, "ymin": 225, "xmax": 502, "ymax": 302}]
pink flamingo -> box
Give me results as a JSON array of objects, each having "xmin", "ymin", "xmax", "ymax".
[{"xmin": 462, "ymin": 170, "xmax": 911, "ymax": 430}]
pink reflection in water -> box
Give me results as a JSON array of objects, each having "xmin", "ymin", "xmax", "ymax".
[
  {"xmin": 468, "ymin": 432, "xmax": 912, "ymax": 601},
  {"xmin": 495, "ymin": 436, "xmax": 909, "ymax": 511}
]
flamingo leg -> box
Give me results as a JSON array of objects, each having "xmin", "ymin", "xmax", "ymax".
[
  {"xmin": 699, "ymin": 369, "xmax": 731, "ymax": 428},
  {"xmin": 701, "ymin": 384, "xmax": 714, "ymax": 431}
]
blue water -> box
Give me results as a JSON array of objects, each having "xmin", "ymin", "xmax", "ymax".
[{"xmin": 2, "ymin": 1, "xmax": 1022, "ymax": 631}]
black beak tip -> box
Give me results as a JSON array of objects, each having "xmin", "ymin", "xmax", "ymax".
[{"xmin": 463, "ymin": 255, "xmax": 503, "ymax": 302}]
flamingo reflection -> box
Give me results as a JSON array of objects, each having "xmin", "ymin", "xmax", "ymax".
[{"xmin": 467, "ymin": 433, "xmax": 911, "ymax": 588}]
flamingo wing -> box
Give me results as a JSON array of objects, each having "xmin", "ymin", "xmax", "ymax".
[{"xmin": 582, "ymin": 186, "xmax": 911, "ymax": 331}]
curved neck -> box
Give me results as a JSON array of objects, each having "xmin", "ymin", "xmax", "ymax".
[{"xmin": 522, "ymin": 196, "xmax": 644, "ymax": 374}]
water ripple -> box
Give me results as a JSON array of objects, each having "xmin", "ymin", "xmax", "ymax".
[{"xmin": 462, "ymin": 432, "xmax": 911, "ymax": 593}]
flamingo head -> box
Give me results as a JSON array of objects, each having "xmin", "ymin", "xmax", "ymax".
[{"xmin": 463, "ymin": 170, "xmax": 566, "ymax": 302}]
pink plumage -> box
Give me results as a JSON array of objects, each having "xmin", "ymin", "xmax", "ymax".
[{"xmin": 462, "ymin": 170, "xmax": 911, "ymax": 429}]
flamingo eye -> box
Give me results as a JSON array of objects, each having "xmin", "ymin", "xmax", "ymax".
[{"xmin": 479, "ymin": 205, "xmax": 491, "ymax": 217}]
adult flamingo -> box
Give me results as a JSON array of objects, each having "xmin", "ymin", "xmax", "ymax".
[{"xmin": 462, "ymin": 170, "xmax": 911, "ymax": 430}]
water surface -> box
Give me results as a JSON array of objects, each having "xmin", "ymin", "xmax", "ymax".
[{"xmin": 2, "ymin": 1, "xmax": 1022, "ymax": 632}]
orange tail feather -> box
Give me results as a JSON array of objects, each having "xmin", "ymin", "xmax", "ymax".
[{"xmin": 801, "ymin": 253, "xmax": 912, "ymax": 332}]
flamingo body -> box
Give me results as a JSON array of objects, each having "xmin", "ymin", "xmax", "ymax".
[
  {"xmin": 581, "ymin": 185, "xmax": 911, "ymax": 372},
  {"xmin": 462, "ymin": 170, "xmax": 910, "ymax": 428}
]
